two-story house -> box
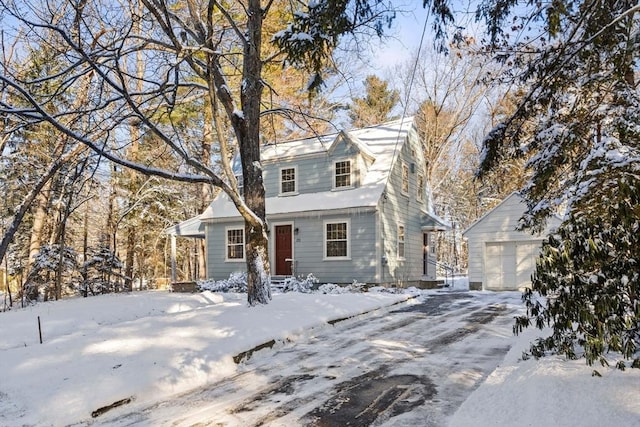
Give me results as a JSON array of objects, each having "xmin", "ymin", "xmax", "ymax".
[{"xmin": 168, "ymin": 117, "xmax": 448, "ymax": 287}]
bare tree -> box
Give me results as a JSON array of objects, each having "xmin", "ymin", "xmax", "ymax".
[
  {"xmin": 397, "ymin": 37, "xmax": 494, "ymax": 209},
  {"xmin": 0, "ymin": 0, "xmax": 399, "ymax": 305}
]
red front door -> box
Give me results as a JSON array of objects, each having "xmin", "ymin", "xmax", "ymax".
[{"xmin": 275, "ymin": 225, "xmax": 293, "ymax": 275}]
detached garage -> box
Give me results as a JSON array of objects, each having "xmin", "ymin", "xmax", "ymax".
[{"xmin": 463, "ymin": 193, "xmax": 561, "ymax": 291}]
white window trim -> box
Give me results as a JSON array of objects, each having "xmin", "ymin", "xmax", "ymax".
[
  {"xmin": 430, "ymin": 233, "xmax": 436, "ymax": 255},
  {"xmin": 333, "ymin": 159, "xmax": 354, "ymax": 190},
  {"xmin": 417, "ymin": 173, "xmax": 425, "ymax": 202},
  {"xmin": 235, "ymin": 174, "xmax": 244, "ymax": 196},
  {"xmin": 323, "ymin": 218, "xmax": 351, "ymax": 260},
  {"xmin": 279, "ymin": 166, "xmax": 298, "ymax": 196},
  {"xmin": 397, "ymin": 224, "xmax": 406, "ymax": 260},
  {"xmin": 225, "ymin": 226, "xmax": 245, "ymax": 262},
  {"xmin": 401, "ymin": 161, "xmax": 410, "ymax": 196}
]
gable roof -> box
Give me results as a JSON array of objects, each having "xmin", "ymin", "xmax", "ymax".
[
  {"xmin": 163, "ymin": 215, "xmax": 205, "ymax": 238},
  {"xmin": 421, "ymin": 212, "xmax": 451, "ymax": 231},
  {"xmin": 201, "ymin": 117, "xmax": 414, "ymax": 220},
  {"xmin": 328, "ymin": 131, "xmax": 376, "ymax": 162},
  {"xmin": 462, "ymin": 192, "xmax": 522, "ymax": 236},
  {"xmin": 462, "ymin": 192, "xmax": 562, "ymax": 237}
]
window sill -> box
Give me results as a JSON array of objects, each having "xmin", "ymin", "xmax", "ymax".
[
  {"xmin": 224, "ymin": 258, "xmax": 246, "ymax": 263},
  {"xmin": 323, "ymin": 256, "xmax": 351, "ymax": 261},
  {"xmin": 278, "ymin": 192, "xmax": 299, "ymax": 197},
  {"xmin": 331, "ymin": 186, "xmax": 355, "ymax": 191}
]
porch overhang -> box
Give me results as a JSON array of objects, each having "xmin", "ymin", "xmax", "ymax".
[
  {"xmin": 421, "ymin": 213, "xmax": 451, "ymax": 232},
  {"xmin": 164, "ymin": 216, "xmax": 205, "ymax": 284},
  {"xmin": 164, "ymin": 216, "xmax": 205, "ymax": 239}
]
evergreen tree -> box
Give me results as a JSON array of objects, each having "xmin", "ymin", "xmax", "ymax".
[
  {"xmin": 467, "ymin": 1, "xmax": 640, "ymax": 368},
  {"xmin": 348, "ymin": 75, "xmax": 399, "ymax": 128},
  {"xmin": 2, "ymin": 0, "xmax": 428, "ymax": 306},
  {"xmin": 80, "ymin": 244, "xmax": 124, "ymax": 296},
  {"xmin": 25, "ymin": 244, "xmax": 79, "ymax": 301},
  {"xmin": 515, "ymin": 177, "xmax": 640, "ymax": 369}
]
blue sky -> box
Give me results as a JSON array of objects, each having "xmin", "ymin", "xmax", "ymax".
[{"xmin": 372, "ymin": 4, "xmax": 429, "ymax": 69}]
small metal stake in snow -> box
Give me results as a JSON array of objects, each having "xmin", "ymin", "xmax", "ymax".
[{"xmin": 38, "ymin": 316, "xmax": 43, "ymax": 344}]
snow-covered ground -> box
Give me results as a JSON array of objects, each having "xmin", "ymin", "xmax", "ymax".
[{"xmin": 0, "ymin": 284, "xmax": 638, "ymax": 426}]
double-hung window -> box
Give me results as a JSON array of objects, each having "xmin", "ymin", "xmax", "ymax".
[
  {"xmin": 397, "ymin": 225, "xmax": 406, "ymax": 259},
  {"xmin": 280, "ymin": 167, "xmax": 297, "ymax": 195},
  {"xmin": 324, "ymin": 220, "xmax": 350, "ymax": 259},
  {"xmin": 235, "ymin": 175, "xmax": 244, "ymax": 196},
  {"xmin": 417, "ymin": 174, "xmax": 425, "ymax": 202},
  {"xmin": 334, "ymin": 160, "xmax": 352, "ymax": 189},
  {"xmin": 401, "ymin": 162, "xmax": 409, "ymax": 195},
  {"xmin": 226, "ymin": 228, "xmax": 244, "ymax": 261}
]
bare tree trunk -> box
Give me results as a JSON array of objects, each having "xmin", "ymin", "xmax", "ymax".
[
  {"xmin": 123, "ymin": 3, "xmax": 143, "ymax": 293},
  {"xmin": 239, "ymin": 0, "xmax": 270, "ymax": 305},
  {"xmin": 106, "ymin": 166, "xmax": 118, "ymax": 251},
  {"xmin": 124, "ymin": 226, "xmax": 135, "ymax": 291},
  {"xmin": 55, "ymin": 215, "xmax": 67, "ymax": 300},
  {"xmin": 203, "ymin": 0, "xmax": 271, "ymax": 304},
  {"xmin": 81, "ymin": 202, "xmax": 89, "ymax": 297},
  {"xmin": 4, "ymin": 252, "xmax": 11, "ymax": 308},
  {"xmin": 198, "ymin": 100, "xmax": 214, "ymax": 279},
  {"xmin": 26, "ymin": 180, "xmax": 52, "ymax": 273}
]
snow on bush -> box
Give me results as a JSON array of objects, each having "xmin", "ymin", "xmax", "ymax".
[
  {"xmin": 317, "ymin": 280, "xmax": 367, "ymax": 294},
  {"xmin": 317, "ymin": 283, "xmax": 349, "ymax": 294},
  {"xmin": 198, "ymin": 273, "xmax": 419, "ymax": 296},
  {"xmin": 282, "ymin": 273, "xmax": 318, "ymax": 293},
  {"xmin": 198, "ymin": 272, "xmax": 248, "ymax": 293}
]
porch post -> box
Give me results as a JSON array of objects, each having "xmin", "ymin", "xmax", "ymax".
[{"xmin": 170, "ymin": 234, "xmax": 177, "ymax": 283}]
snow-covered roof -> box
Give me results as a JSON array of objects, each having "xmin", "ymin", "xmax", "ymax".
[
  {"xmin": 421, "ymin": 212, "xmax": 451, "ymax": 231},
  {"xmin": 163, "ymin": 215, "xmax": 205, "ymax": 238},
  {"xmin": 202, "ymin": 117, "xmax": 414, "ymax": 220}
]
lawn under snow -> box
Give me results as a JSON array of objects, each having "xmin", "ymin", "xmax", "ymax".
[{"xmin": 1, "ymin": 286, "xmax": 639, "ymax": 427}]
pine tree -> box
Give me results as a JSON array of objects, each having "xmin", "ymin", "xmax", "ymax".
[
  {"xmin": 468, "ymin": 1, "xmax": 640, "ymax": 368},
  {"xmin": 3, "ymin": 0, "xmax": 425, "ymax": 306},
  {"xmin": 348, "ymin": 75, "xmax": 399, "ymax": 128}
]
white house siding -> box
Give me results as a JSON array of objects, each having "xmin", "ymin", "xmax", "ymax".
[
  {"xmin": 205, "ymin": 221, "xmax": 245, "ymax": 280},
  {"xmin": 262, "ymin": 137, "xmax": 362, "ymax": 197},
  {"xmin": 188, "ymin": 118, "xmax": 450, "ymax": 287},
  {"xmin": 378, "ymin": 128, "xmax": 431, "ymax": 285},
  {"xmin": 463, "ymin": 193, "xmax": 561, "ymax": 291},
  {"xmin": 263, "ymin": 155, "xmax": 333, "ymax": 196},
  {"xmin": 204, "ymin": 210, "xmax": 377, "ymax": 284},
  {"xmin": 286, "ymin": 211, "xmax": 377, "ymax": 284}
]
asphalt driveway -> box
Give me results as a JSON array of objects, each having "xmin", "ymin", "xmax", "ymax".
[{"xmin": 100, "ymin": 290, "xmax": 523, "ymax": 427}]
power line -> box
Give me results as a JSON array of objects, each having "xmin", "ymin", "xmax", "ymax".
[{"xmin": 385, "ymin": 6, "xmax": 431, "ymax": 188}]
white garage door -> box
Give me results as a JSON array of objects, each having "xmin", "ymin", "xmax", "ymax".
[{"xmin": 485, "ymin": 241, "xmax": 541, "ymax": 290}]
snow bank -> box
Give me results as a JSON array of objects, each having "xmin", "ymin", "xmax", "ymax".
[
  {"xmin": 449, "ymin": 326, "xmax": 640, "ymax": 427},
  {"xmin": 0, "ymin": 291, "xmax": 409, "ymax": 426}
]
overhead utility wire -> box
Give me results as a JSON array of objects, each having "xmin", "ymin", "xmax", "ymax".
[{"xmin": 385, "ymin": 7, "xmax": 431, "ymax": 189}]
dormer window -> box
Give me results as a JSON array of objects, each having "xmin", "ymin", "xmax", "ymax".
[
  {"xmin": 334, "ymin": 160, "xmax": 352, "ymax": 189},
  {"xmin": 280, "ymin": 167, "xmax": 297, "ymax": 195}
]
